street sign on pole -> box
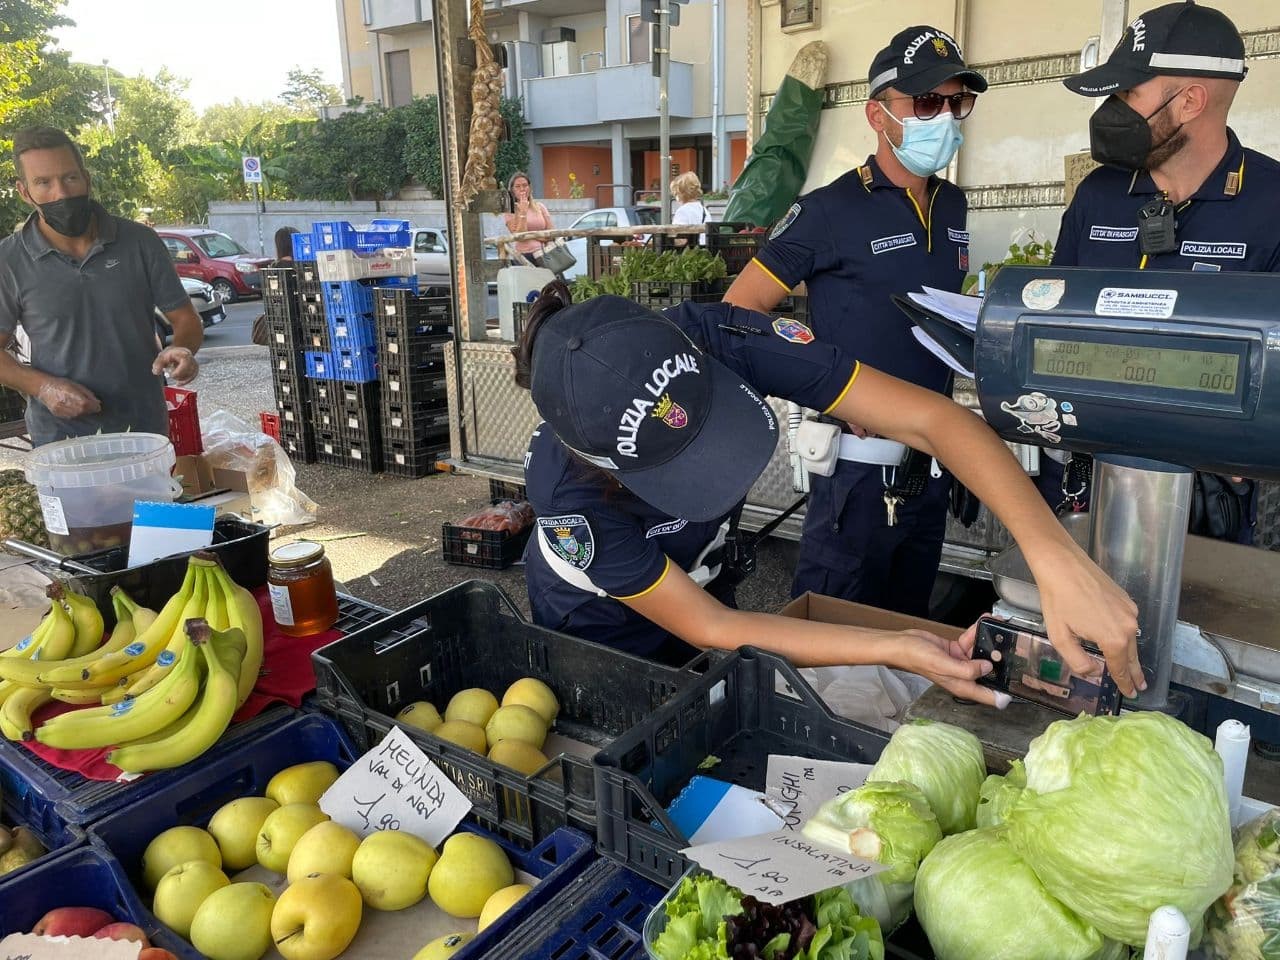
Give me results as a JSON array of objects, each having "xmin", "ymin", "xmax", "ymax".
[
  {"xmin": 242, "ymin": 156, "xmax": 263, "ymax": 184},
  {"xmin": 641, "ymin": 0, "xmax": 679, "ymax": 26}
]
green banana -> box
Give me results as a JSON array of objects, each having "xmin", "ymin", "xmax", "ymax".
[
  {"xmin": 52, "ymin": 584, "xmax": 104, "ymax": 658},
  {"xmin": 72, "ymin": 560, "xmax": 204, "ymax": 687},
  {"xmin": 208, "ymin": 557, "xmax": 264, "ymax": 707},
  {"xmin": 110, "ymin": 568, "xmax": 210, "ymax": 701},
  {"xmin": 35, "ymin": 635, "xmax": 203, "ymax": 750},
  {"xmin": 0, "ymin": 686, "xmax": 52, "ymax": 742},
  {"xmin": 108, "ymin": 619, "xmax": 243, "ymax": 774}
]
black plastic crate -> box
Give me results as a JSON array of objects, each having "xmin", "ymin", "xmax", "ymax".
[
  {"xmin": 268, "ymin": 343, "xmax": 306, "ymax": 379},
  {"xmin": 315, "ymin": 430, "xmax": 383, "ymax": 473},
  {"xmin": 279, "ymin": 422, "xmax": 317, "ymax": 464},
  {"xmin": 442, "ymin": 519, "xmax": 530, "ymax": 570},
  {"xmin": 272, "ymin": 372, "xmax": 309, "ymax": 408},
  {"xmin": 335, "ymin": 379, "xmax": 380, "ymax": 413},
  {"xmin": 262, "ymin": 266, "xmax": 299, "ymax": 318},
  {"xmin": 300, "ymin": 314, "xmax": 330, "ymax": 350},
  {"xmin": 631, "ymin": 280, "xmax": 719, "ymax": 301},
  {"xmin": 593, "ymin": 646, "xmax": 891, "ymax": 887},
  {"xmin": 384, "ymin": 369, "xmax": 448, "ymax": 403},
  {"xmin": 706, "ymin": 221, "xmax": 767, "ymax": 276},
  {"xmin": 382, "ymin": 396, "xmax": 449, "ymax": 434},
  {"xmin": 490, "ymin": 478, "xmax": 528, "ymax": 502},
  {"xmin": 310, "ymin": 580, "xmax": 706, "ymax": 846},
  {"xmin": 587, "ymin": 237, "xmax": 634, "ymax": 280},
  {"xmin": 383, "ymin": 438, "xmax": 449, "ymax": 478},
  {"xmin": 275, "ymin": 396, "xmax": 309, "ymax": 432},
  {"xmin": 264, "ymin": 312, "xmax": 301, "ymax": 349},
  {"xmin": 632, "ymin": 292, "xmax": 724, "ymax": 310},
  {"xmin": 378, "ymin": 328, "xmax": 450, "ymax": 368},
  {"xmin": 650, "ymin": 230, "xmax": 703, "ymax": 253},
  {"xmin": 377, "ymin": 287, "xmax": 452, "ymax": 323},
  {"xmin": 382, "ymin": 415, "xmax": 449, "ymax": 446},
  {"xmin": 294, "ymin": 259, "xmax": 321, "ymax": 286}
]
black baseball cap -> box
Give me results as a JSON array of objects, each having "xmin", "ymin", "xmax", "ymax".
[
  {"xmin": 868, "ymin": 26, "xmax": 988, "ymax": 99},
  {"xmin": 1065, "ymin": 1, "xmax": 1246, "ymax": 96},
  {"xmin": 528, "ymin": 296, "xmax": 778, "ymax": 522}
]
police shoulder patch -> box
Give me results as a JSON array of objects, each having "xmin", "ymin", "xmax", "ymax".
[
  {"xmin": 772, "ymin": 317, "xmax": 815, "ymax": 344},
  {"xmin": 769, "ymin": 203, "xmax": 802, "ymax": 241},
  {"xmin": 538, "ymin": 514, "xmax": 595, "ymax": 570}
]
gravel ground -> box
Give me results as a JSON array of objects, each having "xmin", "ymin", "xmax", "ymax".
[{"xmin": 2, "ymin": 345, "xmax": 799, "ymax": 618}]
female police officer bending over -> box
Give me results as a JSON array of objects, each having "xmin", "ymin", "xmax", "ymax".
[{"xmin": 514, "ymin": 282, "xmax": 1143, "ymax": 707}]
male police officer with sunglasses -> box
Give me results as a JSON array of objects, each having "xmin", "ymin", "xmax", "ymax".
[
  {"xmin": 725, "ymin": 27, "xmax": 985, "ymax": 617},
  {"xmin": 1043, "ymin": 1, "xmax": 1280, "ymax": 542}
]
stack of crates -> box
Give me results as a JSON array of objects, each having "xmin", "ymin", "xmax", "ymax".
[
  {"xmin": 261, "ymin": 266, "xmax": 316, "ymax": 463},
  {"xmin": 375, "ymin": 288, "xmax": 453, "ymax": 477}
]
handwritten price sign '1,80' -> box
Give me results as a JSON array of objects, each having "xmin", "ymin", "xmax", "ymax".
[{"xmin": 319, "ymin": 727, "xmax": 472, "ymax": 847}]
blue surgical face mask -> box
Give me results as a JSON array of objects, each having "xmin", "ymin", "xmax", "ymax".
[{"xmin": 880, "ymin": 106, "xmax": 963, "ymax": 177}]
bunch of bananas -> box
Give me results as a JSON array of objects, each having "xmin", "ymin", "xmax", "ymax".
[{"xmin": 0, "ymin": 553, "xmax": 264, "ymax": 773}]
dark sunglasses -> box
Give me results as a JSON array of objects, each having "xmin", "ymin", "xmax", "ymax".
[{"xmin": 881, "ymin": 91, "xmax": 978, "ymax": 121}]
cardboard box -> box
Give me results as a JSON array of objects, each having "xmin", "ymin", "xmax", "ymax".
[
  {"xmin": 211, "ymin": 466, "xmax": 251, "ymax": 494},
  {"xmin": 779, "ymin": 591, "xmax": 963, "ymax": 641},
  {"xmin": 175, "ymin": 453, "xmax": 216, "ymax": 498}
]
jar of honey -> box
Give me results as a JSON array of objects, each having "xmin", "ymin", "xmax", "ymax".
[{"xmin": 267, "ymin": 541, "xmax": 339, "ymax": 637}]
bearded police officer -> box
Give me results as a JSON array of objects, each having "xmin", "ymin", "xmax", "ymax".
[
  {"xmin": 724, "ymin": 27, "xmax": 986, "ymax": 616},
  {"xmin": 1045, "ymin": 1, "xmax": 1279, "ymax": 540}
]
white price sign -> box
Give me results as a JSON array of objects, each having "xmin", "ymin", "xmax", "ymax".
[
  {"xmin": 242, "ymin": 155, "xmax": 263, "ymax": 183},
  {"xmin": 765, "ymin": 755, "xmax": 873, "ymax": 831},
  {"xmin": 0, "ymin": 933, "xmax": 142, "ymax": 960},
  {"xmin": 319, "ymin": 727, "xmax": 472, "ymax": 846},
  {"xmin": 682, "ymin": 830, "xmax": 886, "ymax": 905}
]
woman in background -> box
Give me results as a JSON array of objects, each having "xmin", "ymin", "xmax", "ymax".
[{"xmin": 503, "ymin": 171, "xmax": 557, "ymax": 269}]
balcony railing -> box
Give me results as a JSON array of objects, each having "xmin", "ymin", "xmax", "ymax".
[{"xmin": 523, "ymin": 61, "xmax": 694, "ymax": 128}]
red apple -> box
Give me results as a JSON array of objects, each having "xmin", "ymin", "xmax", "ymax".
[
  {"xmin": 92, "ymin": 922, "xmax": 151, "ymax": 947},
  {"xmin": 31, "ymin": 907, "xmax": 116, "ymax": 937},
  {"xmin": 138, "ymin": 950, "xmax": 179, "ymax": 960}
]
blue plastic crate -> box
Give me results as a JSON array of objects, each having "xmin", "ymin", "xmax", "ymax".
[
  {"xmin": 305, "ymin": 350, "xmax": 334, "ymax": 378},
  {"xmin": 484, "ymin": 858, "xmax": 665, "ymax": 959},
  {"xmin": 375, "ymin": 274, "xmax": 420, "ymax": 292},
  {"xmin": 312, "ymin": 218, "xmax": 412, "ymax": 253},
  {"xmin": 328, "ymin": 314, "xmax": 378, "ymax": 350},
  {"xmin": 0, "ymin": 845, "xmax": 199, "ymax": 958},
  {"xmin": 323, "ymin": 279, "xmax": 376, "ymax": 318},
  {"xmin": 89, "ymin": 713, "xmax": 598, "ymax": 960},
  {"xmin": 332, "ymin": 345, "xmax": 379, "ymax": 382},
  {"xmin": 0, "ymin": 765, "xmax": 85, "ymax": 881},
  {"xmin": 291, "ymin": 232, "xmax": 316, "ymax": 261}
]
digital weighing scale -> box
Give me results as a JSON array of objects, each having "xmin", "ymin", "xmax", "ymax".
[{"xmin": 907, "ymin": 266, "xmax": 1280, "ymax": 797}]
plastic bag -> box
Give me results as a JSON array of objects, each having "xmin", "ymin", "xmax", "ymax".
[
  {"xmin": 1204, "ymin": 808, "xmax": 1280, "ymax": 959},
  {"xmin": 456, "ymin": 501, "xmax": 535, "ymax": 534},
  {"xmin": 800, "ymin": 665, "xmax": 932, "ymax": 732},
  {"xmin": 199, "ymin": 410, "xmax": 317, "ymax": 528}
]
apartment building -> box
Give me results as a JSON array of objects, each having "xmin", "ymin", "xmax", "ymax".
[{"xmin": 336, "ymin": 0, "xmax": 749, "ymax": 203}]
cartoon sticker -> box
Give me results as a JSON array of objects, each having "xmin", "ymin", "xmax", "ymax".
[
  {"xmin": 538, "ymin": 514, "xmax": 595, "ymax": 571},
  {"xmin": 1022, "ymin": 278, "xmax": 1066, "ymax": 311},
  {"xmin": 1000, "ymin": 391, "xmax": 1063, "ymax": 444},
  {"xmin": 770, "ymin": 203, "xmax": 802, "ymax": 241},
  {"xmin": 772, "ymin": 317, "xmax": 815, "ymax": 345}
]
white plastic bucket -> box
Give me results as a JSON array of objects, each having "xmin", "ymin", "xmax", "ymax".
[{"xmin": 24, "ymin": 432, "xmax": 181, "ymax": 554}]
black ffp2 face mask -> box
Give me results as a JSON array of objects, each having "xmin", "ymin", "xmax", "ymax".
[
  {"xmin": 1088, "ymin": 90, "xmax": 1184, "ymax": 171},
  {"xmin": 36, "ymin": 195, "xmax": 93, "ymax": 237}
]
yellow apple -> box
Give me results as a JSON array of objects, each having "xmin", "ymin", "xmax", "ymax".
[
  {"xmin": 397, "ymin": 701, "xmax": 443, "ymax": 733},
  {"xmin": 351, "ymin": 829, "xmax": 439, "ymax": 910},
  {"xmin": 444, "ymin": 688, "xmax": 499, "ymax": 727},
  {"xmin": 287, "ymin": 820, "xmax": 362, "ymax": 884},
  {"xmin": 270, "ymin": 873, "xmax": 363, "ymax": 960},
  {"xmin": 265, "ymin": 761, "xmax": 340, "ymax": 807},
  {"xmin": 153, "ymin": 859, "xmax": 230, "ymax": 939},
  {"xmin": 190, "ymin": 882, "xmax": 276, "ymax": 960},
  {"xmin": 434, "ymin": 719, "xmax": 487, "ymax": 754},
  {"xmin": 142, "ymin": 825, "xmax": 222, "ymax": 891},
  {"xmin": 485, "ymin": 704, "xmax": 548, "ymax": 750},
  {"xmin": 412, "ymin": 933, "xmax": 476, "ymax": 959},
  {"xmin": 207, "ymin": 796, "xmax": 279, "ymax": 871},
  {"xmin": 256, "ymin": 803, "xmax": 330, "ymax": 874},
  {"xmin": 427, "ymin": 832, "xmax": 514, "ymax": 918},
  {"xmin": 478, "ymin": 883, "xmax": 532, "ymax": 931},
  {"xmin": 502, "ymin": 677, "xmax": 559, "ymax": 725},
  {"xmin": 488, "ymin": 739, "xmax": 550, "ymax": 776}
]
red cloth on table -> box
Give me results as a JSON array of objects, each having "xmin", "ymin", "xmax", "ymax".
[{"xmin": 18, "ymin": 587, "xmax": 342, "ymax": 781}]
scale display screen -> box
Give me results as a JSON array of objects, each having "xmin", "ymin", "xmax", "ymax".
[{"xmin": 1031, "ymin": 337, "xmax": 1241, "ymax": 395}]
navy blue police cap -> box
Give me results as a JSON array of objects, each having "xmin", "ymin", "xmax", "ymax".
[
  {"xmin": 868, "ymin": 25, "xmax": 988, "ymax": 99},
  {"xmin": 1065, "ymin": 1, "xmax": 1246, "ymax": 96},
  {"xmin": 529, "ymin": 295, "xmax": 778, "ymax": 522}
]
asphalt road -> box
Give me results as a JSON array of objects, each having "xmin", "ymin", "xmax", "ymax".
[{"xmin": 201, "ymin": 299, "xmax": 258, "ymax": 348}]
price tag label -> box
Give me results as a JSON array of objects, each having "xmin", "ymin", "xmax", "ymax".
[
  {"xmin": 0, "ymin": 933, "xmax": 141, "ymax": 960},
  {"xmin": 681, "ymin": 830, "xmax": 886, "ymax": 905},
  {"xmin": 319, "ymin": 727, "xmax": 472, "ymax": 846},
  {"xmin": 765, "ymin": 755, "xmax": 873, "ymax": 831}
]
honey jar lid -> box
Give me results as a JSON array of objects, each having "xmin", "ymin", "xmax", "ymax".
[{"xmin": 269, "ymin": 540, "xmax": 325, "ymax": 568}]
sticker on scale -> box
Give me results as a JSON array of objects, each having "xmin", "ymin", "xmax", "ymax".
[
  {"xmin": 269, "ymin": 583, "xmax": 295, "ymax": 626},
  {"xmin": 1095, "ymin": 286, "xmax": 1177, "ymax": 319},
  {"xmin": 38, "ymin": 494, "xmax": 69, "ymax": 536},
  {"xmin": 1021, "ymin": 279, "xmax": 1065, "ymax": 311}
]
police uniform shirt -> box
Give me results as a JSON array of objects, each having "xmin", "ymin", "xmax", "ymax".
[
  {"xmin": 751, "ymin": 156, "xmax": 969, "ymax": 393},
  {"xmin": 1054, "ymin": 129, "xmax": 1280, "ymax": 273},
  {"xmin": 522, "ymin": 301, "xmax": 860, "ymax": 657}
]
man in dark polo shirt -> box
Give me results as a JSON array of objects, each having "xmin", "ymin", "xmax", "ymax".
[
  {"xmin": 1043, "ymin": 1, "xmax": 1279, "ymax": 541},
  {"xmin": 723, "ymin": 26, "xmax": 985, "ymax": 616},
  {"xmin": 0, "ymin": 126, "xmax": 202, "ymax": 445}
]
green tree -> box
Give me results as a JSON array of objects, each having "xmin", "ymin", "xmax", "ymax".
[
  {"xmin": 113, "ymin": 68, "xmax": 196, "ymax": 157},
  {"xmin": 283, "ymin": 106, "xmax": 406, "ymax": 200},
  {"xmin": 196, "ymin": 98, "xmax": 299, "ymax": 144},
  {"xmin": 496, "ymin": 97, "xmax": 530, "ymax": 193},
  {"xmin": 77, "ymin": 125, "xmax": 167, "ymax": 220},
  {"xmin": 281, "ymin": 67, "xmax": 342, "ymax": 111},
  {"xmin": 401, "ymin": 96, "xmax": 442, "ymax": 196}
]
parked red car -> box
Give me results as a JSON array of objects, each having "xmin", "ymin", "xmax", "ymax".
[{"xmin": 155, "ymin": 227, "xmax": 272, "ymax": 303}]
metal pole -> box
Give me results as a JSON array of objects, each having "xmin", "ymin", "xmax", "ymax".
[
  {"xmin": 658, "ymin": 0, "xmax": 671, "ymax": 222},
  {"xmin": 1088, "ymin": 455, "xmax": 1193, "ymax": 710},
  {"xmin": 253, "ymin": 182, "xmax": 265, "ymax": 256}
]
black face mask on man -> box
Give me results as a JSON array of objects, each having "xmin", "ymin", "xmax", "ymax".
[
  {"xmin": 35, "ymin": 195, "xmax": 93, "ymax": 238},
  {"xmin": 1088, "ymin": 89, "xmax": 1185, "ymax": 171}
]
